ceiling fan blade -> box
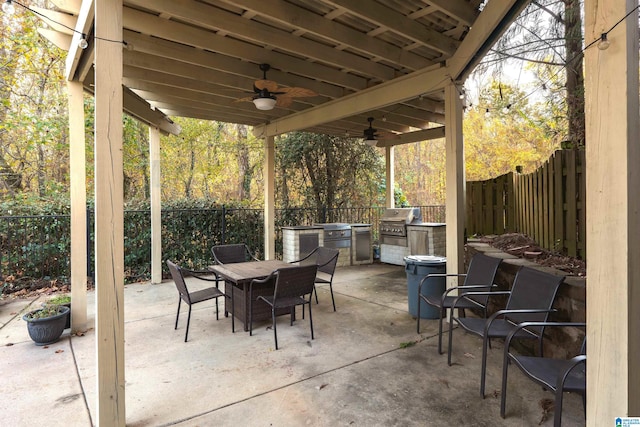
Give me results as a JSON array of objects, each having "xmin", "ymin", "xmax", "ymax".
[
  {"xmin": 376, "ymin": 130, "xmax": 400, "ymax": 140},
  {"xmin": 276, "ymin": 96, "xmax": 293, "ymax": 108},
  {"xmin": 277, "ymin": 87, "xmax": 317, "ymax": 98},
  {"xmin": 254, "ymin": 79, "xmax": 279, "ymax": 92},
  {"xmin": 234, "ymin": 96, "xmax": 254, "ymax": 103}
]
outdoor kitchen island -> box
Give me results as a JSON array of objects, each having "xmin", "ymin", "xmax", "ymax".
[
  {"xmin": 379, "ymin": 208, "xmax": 446, "ymax": 265},
  {"xmin": 282, "ymin": 223, "xmax": 373, "ymax": 266}
]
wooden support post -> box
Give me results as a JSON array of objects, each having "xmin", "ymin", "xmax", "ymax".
[
  {"xmin": 68, "ymin": 79, "xmax": 87, "ymax": 332},
  {"xmin": 584, "ymin": 0, "xmax": 640, "ymax": 423},
  {"xmin": 264, "ymin": 136, "xmax": 275, "ymax": 260},
  {"xmin": 385, "ymin": 146, "xmax": 395, "ymax": 208},
  {"xmin": 149, "ymin": 126, "xmax": 161, "ymax": 284},
  {"xmin": 94, "ymin": 0, "xmax": 125, "ymax": 424},
  {"xmin": 444, "ymin": 83, "xmax": 465, "ymax": 281}
]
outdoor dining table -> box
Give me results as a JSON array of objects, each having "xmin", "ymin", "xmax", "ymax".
[{"xmin": 209, "ymin": 260, "xmax": 292, "ymax": 332}]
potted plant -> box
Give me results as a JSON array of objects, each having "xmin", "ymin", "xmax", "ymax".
[
  {"xmin": 47, "ymin": 294, "xmax": 71, "ymax": 329},
  {"xmin": 23, "ymin": 303, "xmax": 70, "ymax": 345}
]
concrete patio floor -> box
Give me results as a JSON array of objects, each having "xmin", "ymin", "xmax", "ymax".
[{"xmin": 0, "ymin": 263, "xmax": 585, "ymax": 426}]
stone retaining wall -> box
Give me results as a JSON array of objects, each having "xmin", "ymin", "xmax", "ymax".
[{"xmin": 466, "ymin": 240, "xmax": 586, "ymax": 359}]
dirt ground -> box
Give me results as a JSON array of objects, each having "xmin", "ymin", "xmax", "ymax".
[{"xmin": 479, "ymin": 233, "xmax": 586, "ymax": 277}]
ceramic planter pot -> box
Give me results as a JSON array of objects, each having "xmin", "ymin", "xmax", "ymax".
[{"xmin": 23, "ymin": 306, "xmax": 70, "ymax": 346}]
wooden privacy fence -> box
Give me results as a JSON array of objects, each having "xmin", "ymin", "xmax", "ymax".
[{"xmin": 466, "ymin": 149, "xmax": 586, "ymax": 259}]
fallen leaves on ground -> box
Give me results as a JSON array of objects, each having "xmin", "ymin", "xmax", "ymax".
[{"xmin": 539, "ymin": 398, "xmax": 555, "ymax": 424}]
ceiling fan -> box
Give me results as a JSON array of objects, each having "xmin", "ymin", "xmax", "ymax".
[
  {"xmin": 362, "ymin": 117, "xmax": 399, "ymax": 146},
  {"xmin": 235, "ymin": 63, "xmax": 317, "ymax": 110}
]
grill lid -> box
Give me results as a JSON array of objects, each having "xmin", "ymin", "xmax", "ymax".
[
  {"xmin": 313, "ymin": 222, "xmax": 351, "ymax": 231},
  {"xmin": 380, "ymin": 208, "xmax": 422, "ymax": 224}
]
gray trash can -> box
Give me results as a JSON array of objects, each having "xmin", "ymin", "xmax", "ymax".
[{"xmin": 404, "ymin": 255, "xmax": 446, "ymax": 319}]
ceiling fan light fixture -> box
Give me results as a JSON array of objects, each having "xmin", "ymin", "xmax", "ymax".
[
  {"xmin": 253, "ymin": 97, "xmax": 276, "ymax": 110},
  {"xmin": 364, "ymin": 137, "xmax": 378, "ymax": 147}
]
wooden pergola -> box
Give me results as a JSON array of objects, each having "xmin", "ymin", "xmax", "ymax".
[{"xmin": 35, "ymin": 0, "xmax": 640, "ymax": 425}]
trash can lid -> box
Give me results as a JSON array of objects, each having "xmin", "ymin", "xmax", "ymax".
[{"xmin": 404, "ymin": 255, "xmax": 446, "ymax": 265}]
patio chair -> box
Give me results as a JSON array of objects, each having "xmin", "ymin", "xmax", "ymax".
[
  {"xmin": 166, "ymin": 260, "xmax": 225, "ymax": 342},
  {"xmin": 417, "ymin": 252, "xmax": 502, "ymax": 354},
  {"xmin": 211, "ymin": 244, "xmax": 259, "ymax": 265},
  {"xmin": 292, "ymin": 247, "xmax": 339, "ymax": 311},
  {"xmin": 249, "ymin": 264, "xmax": 318, "ymax": 350},
  {"xmin": 447, "ymin": 266, "xmax": 563, "ymax": 397},
  {"xmin": 501, "ymin": 322, "xmax": 586, "ymax": 427}
]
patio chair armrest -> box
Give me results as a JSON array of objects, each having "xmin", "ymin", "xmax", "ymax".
[
  {"xmin": 449, "ymin": 289, "xmax": 511, "ymax": 313},
  {"xmin": 418, "ymin": 273, "xmax": 467, "ymax": 293},
  {"xmin": 441, "ymin": 283, "xmax": 498, "ymax": 297},
  {"xmin": 251, "ymin": 272, "xmax": 276, "ymax": 286},
  {"xmin": 557, "ymin": 355, "xmax": 587, "ymax": 391},
  {"xmin": 289, "ymin": 248, "xmax": 318, "ymax": 264},
  {"xmin": 182, "ymin": 268, "xmax": 219, "ymax": 282},
  {"xmin": 504, "ymin": 322, "xmax": 586, "ymax": 351},
  {"xmin": 317, "ymin": 254, "xmax": 339, "ymax": 268},
  {"xmin": 245, "ymin": 245, "xmax": 261, "ymax": 262},
  {"xmin": 485, "ymin": 308, "xmax": 558, "ymax": 337}
]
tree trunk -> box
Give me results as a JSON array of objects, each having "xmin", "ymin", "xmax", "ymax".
[
  {"xmin": 564, "ymin": 0, "xmax": 585, "ymax": 147},
  {"xmin": 236, "ymin": 124, "xmax": 251, "ymax": 200}
]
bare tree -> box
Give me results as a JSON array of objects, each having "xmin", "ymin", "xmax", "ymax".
[{"xmin": 480, "ymin": 0, "xmax": 585, "ymax": 147}]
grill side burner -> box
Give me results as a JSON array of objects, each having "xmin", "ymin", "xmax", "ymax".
[{"xmin": 379, "ymin": 208, "xmax": 422, "ymax": 246}]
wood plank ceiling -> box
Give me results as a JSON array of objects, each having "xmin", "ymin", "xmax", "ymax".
[{"xmin": 40, "ymin": 0, "xmax": 521, "ymax": 143}]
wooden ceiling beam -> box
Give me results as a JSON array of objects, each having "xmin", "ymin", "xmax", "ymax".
[
  {"xmin": 123, "ymin": 31, "xmax": 347, "ymax": 100},
  {"xmin": 50, "ymin": 0, "xmax": 81, "ymax": 14},
  {"xmin": 325, "ymin": 0, "xmax": 459, "ymax": 56},
  {"xmin": 122, "ymin": 7, "xmax": 367, "ymax": 90},
  {"xmin": 219, "ymin": 0, "xmax": 433, "ymax": 71},
  {"xmin": 65, "ymin": 0, "xmax": 93, "ymax": 81},
  {"xmin": 425, "ymin": 0, "xmax": 477, "ymax": 26},
  {"xmin": 376, "ymin": 126, "xmax": 445, "ymax": 147},
  {"xmin": 127, "ymin": 0, "xmax": 397, "ymax": 80},
  {"xmin": 82, "ymin": 67, "xmax": 181, "ymax": 135},
  {"xmin": 31, "ymin": 7, "xmax": 76, "ymax": 35}
]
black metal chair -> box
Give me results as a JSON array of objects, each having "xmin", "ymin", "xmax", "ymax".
[
  {"xmin": 249, "ymin": 264, "xmax": 318, "ymax": 350},
  {"xmin": 501, "ymin": 322, "xmax": 586, "ymax": 427},
  {"xmin": 166, "ymin": 260, "xmax": 225, "ymax": 342},
  {"xmin": 211, "ymin": 243, "xmax": 259, "ymax": 265},
  {"xmin": 292, "ymin": 247, "xmax": 339, "ymax": 311},
  {"xmin": 448, "ymin": 266, "xmax": 564, "ymax": 397},
  {"xmin": 417, "ymin": 252, "xmax": 502, "ymax": 354}
]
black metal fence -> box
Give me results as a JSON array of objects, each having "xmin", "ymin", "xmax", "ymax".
[{"xmin": 1, "ymin": 205, "xmax": 445, "ymax": 290}]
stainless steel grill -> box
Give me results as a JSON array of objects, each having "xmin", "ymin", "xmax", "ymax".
[
  {"xmin": 314, "ymin": 223, "xmax": 352, "ymax": 249},
  {"xmin": 379, "ymin": 208, "xmax": 422, "ymax": 246}
]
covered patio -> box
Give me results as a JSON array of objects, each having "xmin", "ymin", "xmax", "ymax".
[
  {"xmin": 1, "ymin": 263, "xmax": 587, "ymax": 426},
  {"xmin": 20, "ymin": 0, "xmax": 640, "ymax": 425}
]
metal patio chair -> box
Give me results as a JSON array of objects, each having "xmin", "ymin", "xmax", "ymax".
[
  {"xmin": 166, "ymin": 260, "xmax": 225, "ymax": 342},
  {"xmin": 447, "ymin": 266, "xmax": 564, "ymax": 397},
  {"xmin": 417, "ymin": 252, "xmax": 502, "ymax": 354},
  {"xmin": 249, "ymin": 264, "xmax": 318, "ymax": 350},
  {"xmin": 211, "ymin": 243, "xmax": 259, "ymax": 265},
  {"xmin": 292, "ymin": 246, "xmax": 340, "ymax": 311},
  {"xmin": 501, "ymin": 322, "xmax": 586, "ymax": 427}
]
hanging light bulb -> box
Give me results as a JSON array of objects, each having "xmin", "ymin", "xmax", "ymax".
[
  {"xmin": 78, "ymin": 34, "xmax": 89, "ymax": 50},
  {"xmin": 2, "ymin": 0, "xmax": 15, "ymax": 14},
  {"xmin": 484, "ymin": 108, "xmax": 490, "ymax": 118},
  {"xmin": 78, "ymin": 35, "xmax": 89, "ymax": 49},
  {"xmin": 597, "ymin": 33, "xmax": 610, "ymax": 50},
  {"xmin": 502, "ymin": 104, "xmax": 512, "ymax": 114},
  {"xmin": 459, "ymin": 90, "xmax": 465, "ymax": 100}
]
